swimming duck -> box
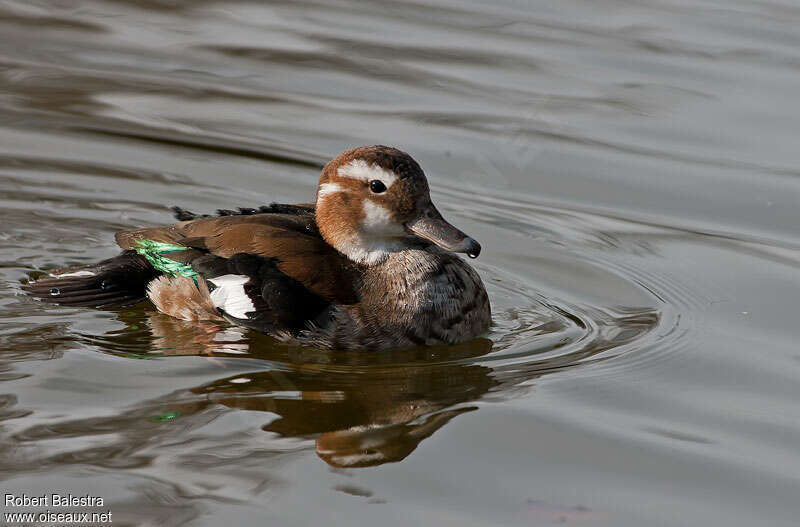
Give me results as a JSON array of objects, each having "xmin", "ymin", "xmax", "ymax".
[{"xmin": 25, "ymin": 145, "xmax": 491, "ymax": 350}]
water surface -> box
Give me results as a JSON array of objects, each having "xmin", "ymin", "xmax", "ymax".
[{"xmin": 2, "ymin": 1, "xmax": 800, "ymax": 525}]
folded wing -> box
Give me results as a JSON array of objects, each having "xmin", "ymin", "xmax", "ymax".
[{"xmin": 115, "ymin": 207, "xmax": 358, "ymax": 306}]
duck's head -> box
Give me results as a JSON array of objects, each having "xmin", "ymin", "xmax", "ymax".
[{"xmin": 315, "ymin": 145, "xmax": 480, "ymax": 265}]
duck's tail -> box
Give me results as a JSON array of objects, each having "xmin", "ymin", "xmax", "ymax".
[{"xmin": 24, "ymin": 250, "xmax": 160, "ymax": 308}]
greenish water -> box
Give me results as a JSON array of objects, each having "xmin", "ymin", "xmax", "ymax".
[{"xmin": 2, "ymin": 1, "xmax": 800, "ymax": 525}]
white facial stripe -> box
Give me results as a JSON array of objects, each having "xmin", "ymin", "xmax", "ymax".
[
  {"xmin": 338, "ymin": 159, "xmax": 398, "ymax": 187},
  {"xmin": 327, "ymin": 200, "xmax": 408, "ymax": 265},
  {"xmin": 361, "ymin": 200, "xmax": 394, "ymax": 230},
  {"xmin": 208, "ymin": 274, "xmax": 255, "ymax": 319},
  {"xmin": 317, "ymin": 182, "xmax": 345, "ymax": 198}
]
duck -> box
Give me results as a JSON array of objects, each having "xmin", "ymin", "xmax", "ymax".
[{"xmin": 24, "ymin": 145, "xmax": 491, "ymax": 350}]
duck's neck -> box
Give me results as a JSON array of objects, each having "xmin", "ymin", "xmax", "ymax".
[{"xmin": 340, "ymin": 237, "xmax": 406, "ymax": 265}]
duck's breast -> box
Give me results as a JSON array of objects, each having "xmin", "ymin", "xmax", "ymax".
[{"xmin": 365, "ymin": 249, "xmax": 491, "ymax": 345}]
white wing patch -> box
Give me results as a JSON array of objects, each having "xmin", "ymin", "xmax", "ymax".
[
  {"xmin": 208, "ymin": 274, "xmax": 256, "ymax": 319},
  {"xmin": 338, "ymin": 159, "xmax": 398, "ymax": 187}
]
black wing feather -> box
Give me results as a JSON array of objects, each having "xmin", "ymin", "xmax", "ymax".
[
  {"xmin": 192, "ymin": 253, "xmax": 329, "ymax": 334},
  {"xmin": 24, "ymin": 250, "xmax": 159, "ymax": 308},
  {"xmin": 172, "ymin": 203, "xmax": 315, "ymax": 222}
]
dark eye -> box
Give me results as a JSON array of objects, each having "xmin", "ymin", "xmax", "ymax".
[{"xmin": 369, "ymin": 180, "xmax": 387, "ymax": 193}]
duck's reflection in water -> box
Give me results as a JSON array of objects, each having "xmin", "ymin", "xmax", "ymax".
[
  {"xmin": 146, "ymin": 311, "xmax": 496, "ymax": 466},
  {"xmin": 145, "ymin": 311, "xmax": 507, "ymax": 467},
  {"xmin": 191, "ymin": 358, "xmax": 494, "ymax": 468},
  {"xmin": 145, "ymin": 303, "xmax": 660, "ymax": 468},
  {"xmin": 9, "ymin": 306, "xmax": 658, "ymax": 472}
]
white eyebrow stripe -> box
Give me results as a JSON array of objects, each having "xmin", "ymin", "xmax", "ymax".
[{"xmin": 337, "ymin": 159, "xmax": 398, "ymax": 186}]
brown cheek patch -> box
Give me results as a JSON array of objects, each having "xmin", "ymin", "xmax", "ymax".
[
  {"xmin": 334, "ymin": 178, "xmax": 367, "ymax": 222},
  {"xmin": 316, "ymin": 181, "xmax": 364, "ymax": 245},
  {"xmin": 388, "ymin": 180, "xmax": 418, "ymax": 219}
]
